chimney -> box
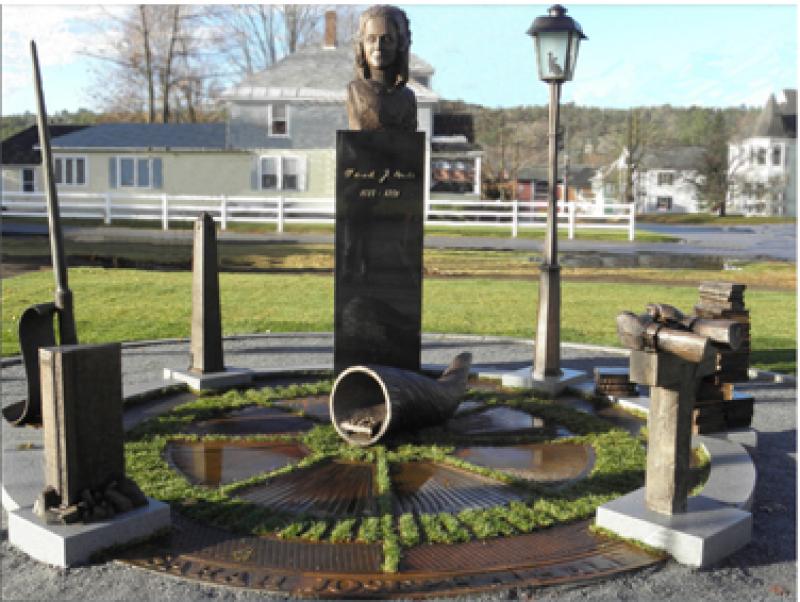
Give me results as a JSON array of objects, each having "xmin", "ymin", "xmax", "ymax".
[{"xmin": 324, "ymin": 10, "xmax": 337, "ymax": 49}]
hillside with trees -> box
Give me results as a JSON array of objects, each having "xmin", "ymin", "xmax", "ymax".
[{"xmin": 439, "ymin": 100, "xmax": 760, "ymax": 182}]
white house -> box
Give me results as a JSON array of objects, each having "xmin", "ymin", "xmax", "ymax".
[
  {"xmin": 592, "ymin": 146, "xmax": 705, "ymax": 214},
  {"xmin": 727, "ymin": 89, "xmax": 797, "ymax": 216},
  {"xmin": 2, "ymin": 12, "xmax": 483, "ymax": 209}
]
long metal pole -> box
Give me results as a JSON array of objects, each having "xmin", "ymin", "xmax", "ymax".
[
  {"xmin": 545, "ymin": 83, "xmax": 560, "ymax": 262},
  {"xmin": 31, "ymin": 40, "xmax": 77, "ymax": 345},
  {"xmin": 533, "ymin": 81, "xmax": 562, "ymax": 380}
]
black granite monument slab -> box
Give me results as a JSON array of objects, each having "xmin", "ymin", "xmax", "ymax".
[{"xmin": 334, "ymin": 130, "xmax": 425, "ymax": 374}]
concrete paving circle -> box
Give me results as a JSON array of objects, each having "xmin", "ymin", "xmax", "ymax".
[{"xmin": 1, "ymin": 333, "xmax": 796, "ymax": 600}]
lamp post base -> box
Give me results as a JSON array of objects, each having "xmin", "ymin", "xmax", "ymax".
[
  {"xmin": 533, "ymin": 263, "xmax": 562, "ymax": 379},
  {"xmin": 501, "ymin": 366, "xmax": 586, "ymax": 398}
]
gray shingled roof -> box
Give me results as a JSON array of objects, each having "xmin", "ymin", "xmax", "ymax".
[
  {"xmin": 638, "ymin": 146, "xmax": 706, "ymax": 170},
  {"xmin": 50, "ymin": 123, "xmax": 226, "ymax": 150},
  {"xmin": 1, "ymin": 125, "xmax": 89, "ymax": 165},
  {"xmin": 752, "ymin": 94, "xmax": 788, "ymax": 138},
  {"xmin": 517, "ymin": 165, "xmax": 596, "ymax": 188},
  {"xmin": 751, "ymin": 89, "xmax": 797, "ymax": 138},
  {"xmin": 782, "ymin": 89, "xmax": 797, "ymax": 112},
  {"xmin": 517, "ymin": 166, "xmax": 549, "ymax": 182},
  {"xmin": 224, "ymin": 46, "xmax": 438, "ymax": 103}
]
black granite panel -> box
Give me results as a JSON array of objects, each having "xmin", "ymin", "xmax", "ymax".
[{"xmin": 334, "ymin": 131, "xmax": 425, "ymax": 374}]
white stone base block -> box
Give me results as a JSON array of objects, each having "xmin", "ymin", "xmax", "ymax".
[
  {"xmin": 164, "ymin": 367, "xmax": 252, "ymax": 391},
  {"xmin": 501, "ymin": 367, "xmax": 586, "ymax": 397},
  {"xmin": 596, "ymin": 488, "xmax": 752, "ymax": 567},
  {"xmin": 616, "ymin": 395, "xmax": 651, "ymax": 414},
  {"xmin": 8, "ymin": 497, "xmax": 171, "ymax": 568}
]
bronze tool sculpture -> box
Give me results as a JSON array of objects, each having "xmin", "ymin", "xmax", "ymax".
[
  {"xmin": 4, "ymin": 40, "xmax": 78, "ymax": 426},
  {"xmin": 616, "ymin": 304, "xmax": 743, "ymax": 514}
]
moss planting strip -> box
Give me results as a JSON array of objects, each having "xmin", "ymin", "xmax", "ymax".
[{"xmin": 125, "ymin": 381, "xmax": 646, "ymax": 573}]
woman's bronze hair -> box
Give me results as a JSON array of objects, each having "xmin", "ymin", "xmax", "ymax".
[{"xmin": 354, "ymin": 5, "xmax": 411, "ymax": 87}]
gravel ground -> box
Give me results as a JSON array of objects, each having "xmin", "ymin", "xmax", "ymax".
[{"xmin": 1, "ymin": 334, "xmax": 795, "ymax": 601}]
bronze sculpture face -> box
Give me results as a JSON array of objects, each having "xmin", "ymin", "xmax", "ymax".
[
  {"xmin": 363, "ymin": 15, "xmax": 399, "ymax": 73},
  {"xmin": 347, "ymin": 5, "xmax": 417, "ymax": 131}
]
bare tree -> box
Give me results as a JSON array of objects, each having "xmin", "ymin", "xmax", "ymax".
[
  {"xmin": 621, "ymin": 110, "xmax": 645, "ymax": 203},
  {"xmin": 85, "ymin": 5, "xmax": 220, "ymax": 122},
  {"xmin": 203, "ymin": 5, "xmax": 280, "ymax": 76},
  {"xmin": 693, "ymin": 110, "xmax": 730, "ymax": 216},
  {"xmin": 139, "ymin": 5, "xmax": 155, "ymax": 123},
  {"xmin": 160, "ymin": 5, "xmax": 181, "ymax": 123},
  {"xmin": 280, "ymin": 5, "xmax": 325, "ymax": 54},
  {"xmin": 85, "ymin": 5, "xmax": 360, "ymax": 121}
]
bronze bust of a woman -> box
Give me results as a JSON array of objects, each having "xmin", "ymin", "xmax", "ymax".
[{"xmin": 346, "ymin": 5, "xmax": 417, "ymax": 132}]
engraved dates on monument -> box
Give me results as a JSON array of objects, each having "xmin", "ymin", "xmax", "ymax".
[{"xmin": 334, "ymin": 130, "xmax": 425, "ymax": 374}]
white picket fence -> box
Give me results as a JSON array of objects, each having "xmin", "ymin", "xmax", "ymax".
[{"xmin": 1, "ymin": 191, "xmax": 636, "ymax": 240}]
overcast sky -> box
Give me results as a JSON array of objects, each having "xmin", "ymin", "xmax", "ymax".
[{"xmin": 1, "ymin": 2, "xmax": 797, "ymax": 115}]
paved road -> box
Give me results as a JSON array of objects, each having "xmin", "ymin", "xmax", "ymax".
[
  {"xmin": 637, "ymin": 223, "xmax": 797, "ymax": 262},
  {"xmin": 1, "ymin": 333, "xmax": 796, "ymax": 601},
  {"xmin": 3, "ymin": 221, "xmax": 796, "ymax": 262}
]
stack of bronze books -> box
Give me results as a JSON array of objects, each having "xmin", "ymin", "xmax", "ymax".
[
  {"xmin": 594, "ymin": 367, "xmax": 637, "ymax": 399},
  {"xmin": 692, "ymin": 281, "xmax": 753, "ymax": 434}
]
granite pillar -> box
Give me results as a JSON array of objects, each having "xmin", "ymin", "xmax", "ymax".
[
  {"xmin": 334, "ymin": 130, "xmax": 425, "ymax": 375},
  {"xmin": 190, "ymin": 212, "xmax": 224, "ymax": 374}
]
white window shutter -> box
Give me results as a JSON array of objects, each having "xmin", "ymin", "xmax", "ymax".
[
  {"xmin": 152, "ymin": 158, "xmax": 163, "ymax": 189},
  {"xmin": 251, "ymin": 156, "xmax": 259, "ymax": 190},
  {"xmin": 108, "ymin": 158, "xmax": 117, "ymax": 188},
  {"xmin": 298, "ymin": 156, "xmax": 307, "ymax": 191}
]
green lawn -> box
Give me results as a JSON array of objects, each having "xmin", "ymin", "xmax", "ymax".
[
  {"xmin": 246, "ymin": 222, "xmax": 679, "ymax": 243},
  {"xmin": 3, "ymin": 217, "xmax": 678, "ymax": 243},
  {"xmin": 3, "ymin": 268, "xmax": 795, "ymax": 373},
  {"xmin": 637, "ymin": 214, "xmax": 795, "ymax": 225}
]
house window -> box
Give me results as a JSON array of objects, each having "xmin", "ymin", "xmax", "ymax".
[
  {"xmin": 120, "ymin": 158, "xmax": 135, "ymax": 186},
  {"xmin": 261, "ymin": 157, "xmax": 278, "ymax": 190},
  {"xmin": 22, "ymin": 168, "xmax": 35, "ymax": 192},
  {"xmin": 656, "ymin": 196, "xmax": 672, "ymax": 211},
  {"xmin": 54, "ymin": 157, "xmax": 86, "ymax": 185},
  {"xmin": 657, "ymin": 172, "xmax": 674, "ymax": 186},
  {"xmin": 268, "ymin": 104, "xmax": 289, "ymax": 137},
  {"xmin": 113, "ymin": 157, "xmax": 160, "ymax": 188},
  {"xmin": 772, "ymin": 146, "xmax": 782, "ymax": 166},
  {"xmin": 756, "ymin": 148, "xmax": 767, "ymax": 165},
  {"xmin": 743, "ymin": 183, "xmax": 753, "ymax": 197},
  {"xmin": 282, "ymin": 157, "xmax": 299, "ymax": 190},
  {"xmin": 755, "ymin": 183, "xmax": 765, "ymax": 199},
  {"xmin": 259, "ymin": 155, "xmax": 306, "ymax": 191},
  {"xmin": 535, "ymin": 181, "xmax": 549, "ymax": 200}
]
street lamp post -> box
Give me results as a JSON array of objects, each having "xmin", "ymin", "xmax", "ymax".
[{"xmin": 528, "ymin": 4, "xmax": 586, "ymax": 384}]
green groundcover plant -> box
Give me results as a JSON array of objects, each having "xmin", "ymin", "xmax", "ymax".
[{"xmin": 126, "ymin": 381, "xmax": 653, "ymax": 573}]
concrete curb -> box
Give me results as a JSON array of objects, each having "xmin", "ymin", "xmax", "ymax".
[{"xmin": 0, "ymin": 333, "xmax": 631, "ymax": 368}]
